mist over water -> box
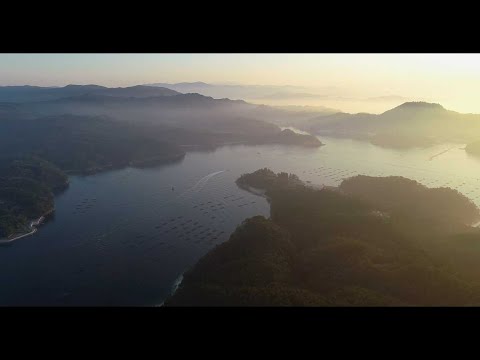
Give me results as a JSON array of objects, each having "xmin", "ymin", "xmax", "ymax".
[{"xmin": 2, "ymin": 136, "xmax": 480, "ymax": 306}]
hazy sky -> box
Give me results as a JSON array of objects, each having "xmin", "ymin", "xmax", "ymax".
[{"xmin": 2, "ymin": 54, "xmax": 480, "ymax": 113}]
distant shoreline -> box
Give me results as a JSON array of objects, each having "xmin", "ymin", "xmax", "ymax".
[{"xmin": 64, "ymin": 151, "xmax": 186, "ymax": 176}]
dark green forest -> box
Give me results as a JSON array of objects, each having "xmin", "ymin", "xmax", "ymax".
[
  {"xmin": 167, "ymin": 169, "xmax": 480, "ymax": 306},
  {"xmin": 0, "ymin": 156, "xmax": 68, "ymax": 238},
  {"xmin": 0, "ymin": 115, "xmax": 187, "ymax": 175},
  {"xmin": 0, "ymin": 115, "xmax": 189, "ymax": 238}
]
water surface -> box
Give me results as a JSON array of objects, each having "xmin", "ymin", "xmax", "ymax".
[{"xmin": 2, "ymin": 136, "xmax": 480, "ymax": 305}]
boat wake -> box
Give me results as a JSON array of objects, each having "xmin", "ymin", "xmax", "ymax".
[
  {"xmin": 177, "ymin": 170, "xmax": 225, "ymax": 199},
  {"xmin": 429, "ymin": 147, "xmax": 456, "ymax": 161},
  {"xmin": 85, "ymin": 170, "xmax": 227, "ymax": 247}
]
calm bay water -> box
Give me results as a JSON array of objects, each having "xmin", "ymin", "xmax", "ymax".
[{"xmin": 2, "ymin": 135, "xmax": 480, "ymax": 306}]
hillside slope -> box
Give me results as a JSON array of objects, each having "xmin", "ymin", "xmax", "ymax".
[{"xmin": 166, "ymin": 169, "xmax": 480, "ymax": 306}]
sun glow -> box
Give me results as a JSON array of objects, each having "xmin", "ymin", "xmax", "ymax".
[{"xmin": 2, "ymin": 53, "xmax": 480, "ymax": 113}]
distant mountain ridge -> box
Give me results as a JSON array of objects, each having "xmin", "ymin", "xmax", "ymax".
[
  {"xmin": 0, "ymin": 84, "xmax": 179, "ymax": 103},
  {"xmin": 300, "ymin": 101, "xmax": 480, "ymax": 148},
  {"xmin": 6, "ymin": 84, "xmax": 480, "ymax": 149},
  {"xmin": 0, "ymin": 84, "xmax": 333, "ymax": 139},
  {"xmin": 144, "ymin": 82, "xmax": 320, "ymax": 102},
  {"xmin": 0, "ymin": 83, "xmax": 325, "ymax": 151}
]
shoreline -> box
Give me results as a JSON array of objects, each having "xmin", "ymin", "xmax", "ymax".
[
  {"xmin": 1, "ymin": 150, "xmax": 186, "ymax": 244},
  {"xmin": 0, "ymin": 209, "xmax": 53, "ymax": 244},
  {"xmin": 157, "ymin": 273, "xmax": 185, "ymax": 307},
  {"xmin": 64, "ymin": 151, "xmax": 186, "ymax": 176}
]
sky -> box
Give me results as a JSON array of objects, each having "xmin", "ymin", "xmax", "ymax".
[{"xmin": 1, "ymin": 53, "xmax": 480, "ymax": 113}]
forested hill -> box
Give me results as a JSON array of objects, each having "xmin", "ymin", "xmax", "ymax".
[
  {"xmin": 0, "ymin": 115, "xmax": 187, "ymax": 175},
  {"xmin": 166, "ymin": 169, "xmax": 480, "ymax": 306},
  {"xmin": 0, "ymin": 84, "xmax": 325, "ymax": 148},
  {"xmin": 298, "ymin": 102, "xmax": 480, "ymax": 148},
  {"xmin": 0, "ymin": 114, "xmax": 187, "ymax": 239},
  {"xmin": 0, "ymin": 156, "xmax": 68, "ymax": 239}
]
